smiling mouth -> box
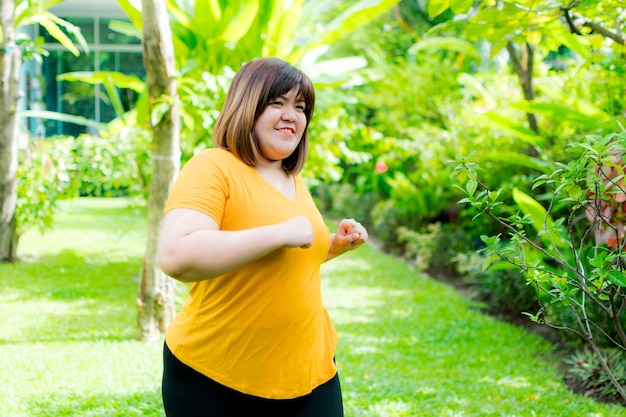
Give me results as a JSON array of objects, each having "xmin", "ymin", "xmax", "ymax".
[{"xmin": 277, "ymin": 127, "xmax": 296, "ymax": 134}]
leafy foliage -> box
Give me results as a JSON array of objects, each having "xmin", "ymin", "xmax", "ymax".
[
  {"xmin": 15, "ymin": 129, "xmax": 150, "ymax": 240},
  {"xmin": 16, "ymin": 137, "xmax": 76, "ymax": 237},
  {"xmin": 71, "ymin": 129, "xmax": 151, "ymax": 197},
  {"xmin": 565, "ymin": 348, "xmax": 626, "ymax": 405},
  {"xmin": 452, "ymin": 132, "xmax": 626, "ymax": 401}
]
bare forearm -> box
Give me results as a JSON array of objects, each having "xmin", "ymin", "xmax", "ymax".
[
  {"xmin": 158, "ymin": 225, "xmax": 285, "ymax": 281},
  {"xmin": 325, "ymin": 234, "xmax": 347, "ymax": 262},
  {"xmin": 158, "ymin": 211, "xmax": 315, "ymax": 282}
]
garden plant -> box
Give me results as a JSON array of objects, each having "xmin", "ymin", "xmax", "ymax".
[{"xmin": 452, "ymin": 131, "xmax": 626, "ymax": 403}]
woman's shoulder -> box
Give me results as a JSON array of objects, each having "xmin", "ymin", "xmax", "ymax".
[
  {"xmin": 184, "ymin": 148, "xmax": 242, "ymax": 171},
  {"xmin": 189, "ymin": 147, "xmax": 233, "ymax": 162}
]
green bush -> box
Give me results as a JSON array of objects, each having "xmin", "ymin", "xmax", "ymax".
[
  {"xmin": 565, "ymin": 348, "xmax": 626, "ymax": 405},
  {"xmin": 454, "ymin": 251, "xmax": 541, "ymax": 319},
  {"xmin": 452, "ymin": 131, "xmax": 626, "ymax": 400},
  {"xmin": 16, "ymin": 137, "xmax": 77, "ymax": 238},
  {"xmin": 16, "ymin": 128, "xmax": 151, "ymax": 250},
  {"xmin": 72, "ymin": 128, "xmax": 151, "ymax": 198}
]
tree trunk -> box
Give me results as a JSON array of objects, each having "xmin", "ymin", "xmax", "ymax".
[
  {"xmin": 506, "ymin": 41, "xmax": 539, "ymax": 157},
  {"xmin": 137, "ymin": 0, "xmax": 180, "ymax": 343},
  {"xmin": 0, "ymin": 0, "xmax": 21, "ymax": 262}
]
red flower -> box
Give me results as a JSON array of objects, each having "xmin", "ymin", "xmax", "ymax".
[{"xmin": 375, "ymin": 161, "xmax": 388, "ymax": 173}]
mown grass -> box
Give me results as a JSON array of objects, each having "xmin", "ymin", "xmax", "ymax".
[{"xmin": 1, "ymin": 197, "xmax": 625, "ymax": 416}]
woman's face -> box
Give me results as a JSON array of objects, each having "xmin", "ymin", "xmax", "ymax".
[{"xmin": 252, "ymin": 87, "xmax": 307, "ymax": 164}]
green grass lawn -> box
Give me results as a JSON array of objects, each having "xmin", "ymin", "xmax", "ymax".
[{"xmin": 1, "ymin": 197, "xmax": 625, "ymax": 417}]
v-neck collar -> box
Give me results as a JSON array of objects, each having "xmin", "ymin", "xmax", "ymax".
[{"xmin": 250, "ymin": 166, "xmax": 298, "ymax": 201}]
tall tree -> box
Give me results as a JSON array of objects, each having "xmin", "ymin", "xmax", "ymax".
[
  {"xmin": 0, "ymin": 0, "xmax": 21, "ymax": 262},
  {"xmin": 0, "ymin": 0, "xmax": 86, "ymax": 263},
  {"xmin": 137, "ymin": 0, "xmax": 180, "ymax": 342}
]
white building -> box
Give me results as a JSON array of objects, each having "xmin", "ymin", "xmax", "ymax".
[{"xmin": 24, "ymin": 0, "xmax": 144, "ymax": 137}]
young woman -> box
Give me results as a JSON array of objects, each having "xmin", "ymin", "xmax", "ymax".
[{"xmin": 157, "ymin": 57, "xmax": 368, "ymax": 417}]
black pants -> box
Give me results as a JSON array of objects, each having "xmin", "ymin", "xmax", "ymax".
[{"xmin": 162, "ymin": 342, "xmax": 344, "ymax": 417}]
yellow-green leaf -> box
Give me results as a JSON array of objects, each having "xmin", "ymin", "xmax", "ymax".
[
  {"xmin": 512, "ymin": 187, "xmax": 569, "ymax": 249},
  {"xmin": 151, "ymin": 102, "xmax": 171, "ymax": 126},
  {"xmin": 450, "ymin": 0, "xmax": 473, "ymax": 13},
  {"xmin": 220, "ymin": 0, "xmax": 259, "ymax": 43},
  {"xmin": 428, "ymin": 0, "xmax": 450, "ymax": 17}
]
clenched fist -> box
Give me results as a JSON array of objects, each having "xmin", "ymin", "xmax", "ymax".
[{"xmin": 278, "ymin": 216, "xmax": 314, "ymax": 248}]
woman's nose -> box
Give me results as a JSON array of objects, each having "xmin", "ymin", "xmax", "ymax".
[{"xmin": 281, "ymin": 106, "xmax": 297, "ymax": 121}]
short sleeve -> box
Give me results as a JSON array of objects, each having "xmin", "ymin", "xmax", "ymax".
[{"xmin": 163, "ymin": 150, "xmax": 229, "ymax": 226}]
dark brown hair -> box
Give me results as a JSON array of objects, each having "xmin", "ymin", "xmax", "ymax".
[{"xmin": 213, "ymin": 58, "xmax": 315, "ymax": 174}]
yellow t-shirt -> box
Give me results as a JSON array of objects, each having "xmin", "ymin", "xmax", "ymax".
[{"xmin": 163, "ymin": 148, "xmax": 338, "ymax": 399}]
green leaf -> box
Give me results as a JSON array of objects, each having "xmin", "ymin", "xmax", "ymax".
[
  {"xmin": 427, "ymin": 0, "xmax": 450, "ymax": 17},
  {"xmin": 57, "ymin": 71, "xmax": 145, "ymax": 92},
  {"xmin": 192, "ymin": 0, "xmax": 220, "ymax": 40},
  {"xmin": 102, "ymin": 74, "xmax": 127, "ymax": 123},
  {"xmin": 115, "ymin": 0, "xmax": 143, "ymax": 30},
  {"xmin": 480, "ymin": 234, "xmax": 501, "ymax": 247},
  {"xmin": 311, "ymin": 0, "xmax": 400, "ymax": 51},
  {"xmin": 263, "ymin": 0, "xmax": 305, "ymax": 58},
  {"xmin": 588, "ymin": 252, "xmax": 608, "ymax": 268},
  {"xmin": 511, "ymin": 187, "xmax": 569, "ymax": 249},
  {"xmin": 208, "ymin": 0, "xmax": 222, "ymax": 20},
  {"xmin": 408, "ymin": 37, "xmax": 480, "ymax": 59},
  {"xmin": 108, "ymin": 20, "xmax": 142, "ymax": 41},
  {"xmin": 219, "ymin": 0, "xmax": 260, "ymax": 43},
  {"xmin": 511, "ymin": 101, "xmax": 610, "ymax": 127},
  {"xmin": 478, "ymin": 111, "xmax": 545, "ymax": 147},
  {"xmin": 466, "ymin": 179, "xmax": 477, "ymax": 196},
  {"xmin": 606, "ymin": 270, "xmax": 626, "ymax": 287},
  {"xmin": 485, "ymin": 151, "xmax": 555, "ymax": 174},
  {"xmin": 488, "ymin": 190, "xmax": 500, "ymax": 203},
  {"xmin": 481, "ymin": 255, "xmax": 493, "ymax": 271},
  {"xmin": 20, "ymin": 110, "xmax": 107, "ymax": 131},
  {"xmin": 151, "ymin": 101, "xmax": 171, "ymax": 126},
  {"xmin": 450, "ymin": 0, "xmax": 473, "ymax": 13},
  {"xmin": 38, "ymin": 17, "xmax": 80, "ymax": 56}
]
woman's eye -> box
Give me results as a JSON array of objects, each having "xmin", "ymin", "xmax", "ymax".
[
  {"xmin": 272, "ymin": 100, "xmax": 283, "ymax": 106},
  {"xmin": 296, "ymin": 105, "xmax": 305, "ymax": 111}
]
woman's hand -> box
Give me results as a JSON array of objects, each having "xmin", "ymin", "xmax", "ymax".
[
  {"xmin": 325, "ymin": 218, "xmax": 368, "ymax": 262},
  {"xmin": 277, "ymin": 215, "xmax": 314, "ymax": 248}
]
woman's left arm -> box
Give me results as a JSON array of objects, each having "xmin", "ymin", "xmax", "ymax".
[{"xmin": 325, "ymin": 218, "xmax": 368, "ymax": 262}]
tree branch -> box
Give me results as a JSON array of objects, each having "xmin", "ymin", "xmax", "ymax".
[
  {"xmin": 575, "ymin": 13, "xmax": 625, "ymax": 45},
  {"xmin": 560, "ymin": 0, "xmax": 625, "ymax": 45}
]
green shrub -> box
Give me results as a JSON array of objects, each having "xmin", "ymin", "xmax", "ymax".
[
  {"xmin": 72, "ymin": 128, "xmax": 151, "ymax": 198},
  {"xmin": 454, "ymin": 251, "xmax": 541, "ymax": 319},
  {"xmin": 16, "ymin": 137, "xmax": 77, "ymax": 238},
  {"xmin": 452, "ymin": 131, "xmax": 626, "ymax": 401},
  {"xmin": 565, "ymin": 348, "xmax": 626, "ymax": 405},
  {"xmin": 396, "ymin": 223, "xmax": 441, "ymax": 270}
]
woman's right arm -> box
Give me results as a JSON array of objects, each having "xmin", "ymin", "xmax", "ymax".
[{"xmin": 157, "ymin": 208, "xmax": 314, "ymax": 282}]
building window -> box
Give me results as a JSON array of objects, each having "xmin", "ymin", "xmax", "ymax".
[{"xmin": 39, "ymin": 16, "xmax": 144, "ymax": 137}]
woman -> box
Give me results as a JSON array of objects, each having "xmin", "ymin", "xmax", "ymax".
[{"xmin": 157, "ymin": 57, "xmax": 368, "ymax": 417}]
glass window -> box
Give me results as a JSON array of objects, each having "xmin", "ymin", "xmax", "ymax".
[
  {"xmin": 39, "ymin": 16, "xmax": 144, "ymax": 137},
  {"xmin": 99, "ymin": 51, "xmax": 145, "ymax": 122},
  {"xmin": 42, "ymin": 50, "xmax": 96, "ymax": 136}
]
